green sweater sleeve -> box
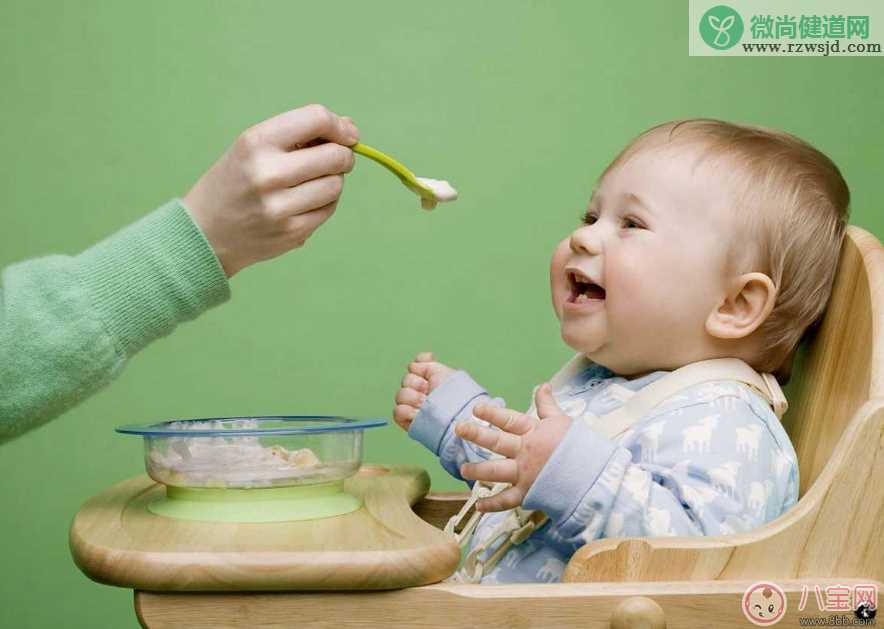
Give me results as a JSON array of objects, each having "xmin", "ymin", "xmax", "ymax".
[{"xmin": 0, "ymin": 199, "xmax": 230, "ymax": 443}]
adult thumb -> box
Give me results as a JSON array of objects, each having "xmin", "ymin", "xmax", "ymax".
[{"xmin": 534, "ymin": 383, "xmax": 561, "ymax": 420}]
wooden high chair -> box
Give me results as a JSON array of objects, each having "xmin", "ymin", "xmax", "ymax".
[{"xmin": 85, "ymin": 227, "xmax": 884, "ymax": 628}]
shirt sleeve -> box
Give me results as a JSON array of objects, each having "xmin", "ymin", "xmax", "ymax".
[
  {"xmin": 407, "ymin": 369, "xmax": 508, "ymax": 483},
  {"xmin": 522, "ymin": 392, "xmax": 799, "ymax": 553},
  {"xmin": 0, "ymin": 199, "xmax": 230, "ymax": 443}
]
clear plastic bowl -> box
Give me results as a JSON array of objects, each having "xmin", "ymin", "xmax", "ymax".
[{"xmin": 116, "ymin": 416, "xmax": 387, "ymax": 489}]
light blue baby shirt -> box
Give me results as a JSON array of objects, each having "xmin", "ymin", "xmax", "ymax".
[{"xmin": 408, "ymin": 361, "xmax": 800, "ymax": 584}]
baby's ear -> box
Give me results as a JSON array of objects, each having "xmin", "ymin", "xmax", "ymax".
[{"xmin": 705, "ymin": 272, "xmax": 777, "ymax": 340}]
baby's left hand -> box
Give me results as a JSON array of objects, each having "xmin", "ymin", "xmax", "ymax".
[{"xmin": 455, "ymin": 383, "xmax": 572, "ymax": 513}]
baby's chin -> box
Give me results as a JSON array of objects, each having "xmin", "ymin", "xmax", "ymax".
[{"xmin": 560, "ymin": 325, "xmax": 606, "ymax": 357}]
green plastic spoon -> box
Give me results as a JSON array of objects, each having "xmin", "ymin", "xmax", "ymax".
[{"xmin": 351, "ymin": 142, "xmax": 456, "ymax": 210}]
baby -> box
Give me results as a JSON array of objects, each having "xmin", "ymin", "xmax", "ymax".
[{"xmin": 393, "ymin": 118, "xmax": 850, "ymax": 584}]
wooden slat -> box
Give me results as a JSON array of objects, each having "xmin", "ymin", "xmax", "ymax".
[{"xmin": 135, "ymin": 578, "xmax": 883, "ymax": 628}]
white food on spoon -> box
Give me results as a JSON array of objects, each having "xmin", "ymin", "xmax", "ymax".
[{"xmin": 415, "ymin": 177, "xmax": 458, "ymax": 210}]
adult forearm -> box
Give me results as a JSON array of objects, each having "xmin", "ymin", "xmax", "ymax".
[{"xmin": 0, "ymin": 199, "xmax": 229, "ymax": 443}]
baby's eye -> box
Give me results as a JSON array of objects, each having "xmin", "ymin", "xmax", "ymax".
[
  {"xmin": 581, "ymin": 210, "xmax": 597, "ymax": 225},
  {"xmin": 623, "ymin": 217, "xmax": 644, "ymax": 229}
]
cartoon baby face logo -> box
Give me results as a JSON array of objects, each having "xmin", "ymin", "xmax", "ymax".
[{"xmin": 742, "ymin": 581, "xmax": 787, "ymax": 625}]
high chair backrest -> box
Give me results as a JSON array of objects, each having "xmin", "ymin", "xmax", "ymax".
[{"xmin": 780, "ymin": 225, "xmax": 884, "ymax": 496}]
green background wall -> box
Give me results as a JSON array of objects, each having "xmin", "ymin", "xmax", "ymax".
[{"xmin": 1, "ymin": 1, "xmax": 881, "ymax": 627}]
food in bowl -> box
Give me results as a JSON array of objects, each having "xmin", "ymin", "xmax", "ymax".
[{"xmin": 117, "ymin": 416, "xmax": 386, "ymax": 489}]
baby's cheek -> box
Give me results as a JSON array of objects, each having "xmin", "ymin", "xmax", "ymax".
[
  {"xmin": 606, "ymin": 248, "xmax": 651, "ymax": 302},
  {"xmin": 549, "ymin": 240, "xmax": 569, "ymax": 277},
  {"xmin": 616, "ymin": 245, "xmax": 693, "ymax": 299},
  {"xmin": 549, "ymin": 240, "xmax": 570, "ymax": 313},
  {"xmin": 606, "ymin": 249, "xmax": 682, "ymax": 340}
]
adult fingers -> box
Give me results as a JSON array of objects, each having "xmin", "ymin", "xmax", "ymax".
[
  {"xmin": 395, "ymin": 387, "xmax": 425, "ymax": 408},
  {"xmin": 401, "ymin": 373, "xmax": 429, "ymax": 393},
  {"xmin": 454, "ymin": 421, "xmax": 521, "ymax": 458},
  {"xmin": 477, "ymin": 486, "xmax": 524, "ymax": 513},
  {"xmin": 472, "ymin": 404, "xmax": 533, "ymax": 436},
  {"xmin": 460, "ymin": 459, "xmax": 518, "ymax": 485},
  {"xmin": 266, "ymin": 174, "xmax": 344, "ymax": 220},
  {"xmin": 281, "ymin": 201, "xmax": 337, "ymax": 246},
  {"xmin": 250, "ymin": 104, "xmax": 359, "ymax": 151},
  {"xmin": 534, "ymin": 383, "xmax": 563, "ymax": 420},
  {"xmin": 258, "ymin": 143, "xmax": 354, "ymax": 191}
]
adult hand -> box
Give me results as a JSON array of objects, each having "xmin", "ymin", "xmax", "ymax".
[
  {"xmin": 184, "ymin": 104, "xmax": 360, "ymax": 277},
  {"xmin": 456, "ymin": 383, "xmax": 572, "ymax": 512}
]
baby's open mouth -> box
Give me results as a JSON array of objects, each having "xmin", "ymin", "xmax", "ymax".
[{"xmin": 567, "ymin": 270, "xmax": 606, "ymax": 304}]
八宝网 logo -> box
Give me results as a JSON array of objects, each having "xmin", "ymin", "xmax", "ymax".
[{"xmin": 742, "ymin": 581, "xmax": 787, "ymax": 625}]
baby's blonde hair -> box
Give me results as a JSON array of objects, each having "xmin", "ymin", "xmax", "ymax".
[{"xmin": 602, "ymin": 118, "xmax": 850, "ymax": 383}]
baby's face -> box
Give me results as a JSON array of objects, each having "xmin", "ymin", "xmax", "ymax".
[{"xmin": 549, "ymin": 145, "xmax": 736, "ymax": 376}]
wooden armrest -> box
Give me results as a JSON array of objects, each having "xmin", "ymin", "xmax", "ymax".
[{"xmin": 412, "ymin": 491, "xmax": 469, "ymax": 529}]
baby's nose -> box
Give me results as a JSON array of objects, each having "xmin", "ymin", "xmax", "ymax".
[{"xmin": 569, "ymin": 225, "xmax": 602, "ymax": 256}]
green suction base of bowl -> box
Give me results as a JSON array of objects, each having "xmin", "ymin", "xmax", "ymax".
[{"xmin": 147, "ymin": 480, "xmax": 361, "ymax": 523}]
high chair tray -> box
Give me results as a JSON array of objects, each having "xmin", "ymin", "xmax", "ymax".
[{"xmin": 69, "ymin": 465, "xmax": 460, "ymax": 591}]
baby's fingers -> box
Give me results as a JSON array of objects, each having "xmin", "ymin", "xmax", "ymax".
[
  {"xmin": 454, "ymin": 421, "xmax": 521, "ymax": 458},
  {"xmin": 393, "ymin": 404, "xmax": 417, "ymax": 430},
  {"xmin": 408, "ymin": 360, "xmax": 434, "ymax": 380},
  {"xmin": 395, "ymin": 387, "xmax": 425, "ymax": 408},
  {"xmin": 473, "ymin": 404, "xmax": 533, "ymax": 436},
  {"xmin": 415, "ymin": 352, "xmax": 434, "ymax": 362},
  {"xmin": 401, "ymin": 373, "xmax": 428, "ymax": 393},
  {"xmin": 477, "ymin": 486, "xmax": 524, "ymax": 513},
  {"xmin": 460, "ymin": 459, "xmax": 517, "ymax": 485}
]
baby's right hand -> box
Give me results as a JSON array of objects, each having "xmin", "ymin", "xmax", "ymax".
[{"xmin": 393, "ymin": 352, "xmax": 456, "ymax": 431}]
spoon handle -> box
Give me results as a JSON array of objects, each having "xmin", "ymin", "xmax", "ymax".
[{"xmin": 351, "ymin": 143, "xmax": 432, "ymax": 198}]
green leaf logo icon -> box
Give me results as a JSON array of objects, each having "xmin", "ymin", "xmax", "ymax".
[{"xmin": 700, "ymin": 5, "xmax": 744, "ymax": 50}]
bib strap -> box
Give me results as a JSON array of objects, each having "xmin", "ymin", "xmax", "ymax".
[{"xmin": 587, "ymin": 357, "xmax": 788, "ymax": 440}]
